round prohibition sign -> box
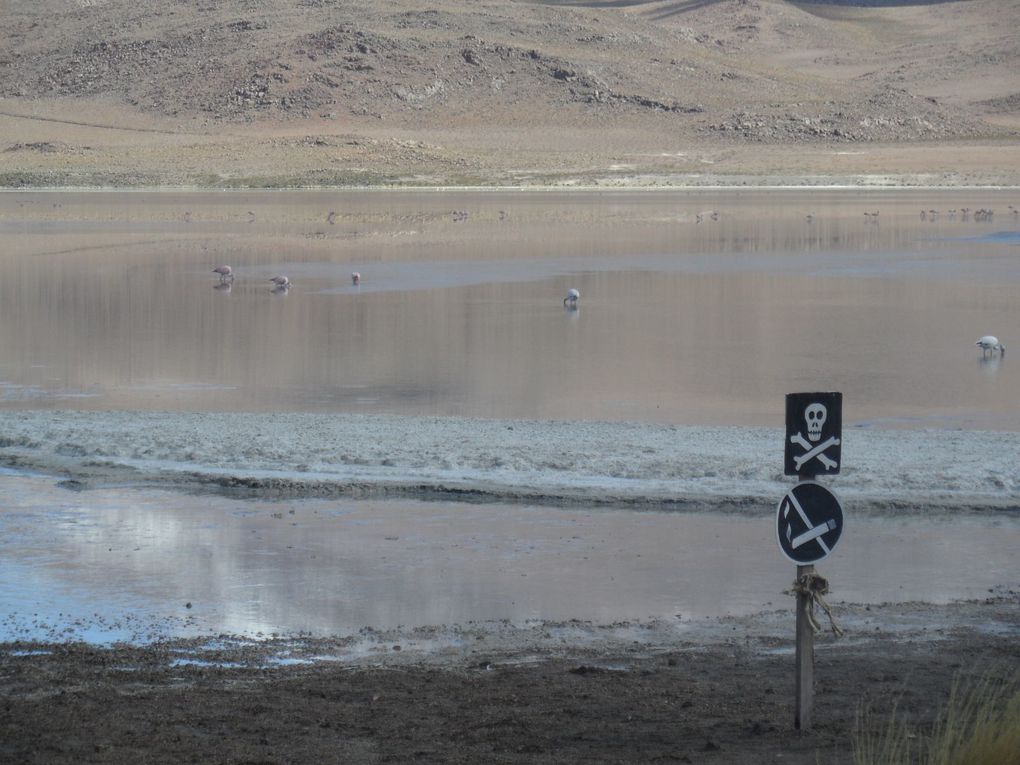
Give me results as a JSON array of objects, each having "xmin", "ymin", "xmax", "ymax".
[{"xmin": 776, "ymin": 481, "xmax": 844, "ymax": 565}]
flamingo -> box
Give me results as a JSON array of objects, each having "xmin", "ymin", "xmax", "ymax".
[
  {"xmin": 563, "ymin": 288, "xmax": 580, "ymax": 307},
  {"xmin": 351, "ymin": 271, "xmax": 361, "ymax": 285},
  {"xmin": 212, "ymin": 265, "xmax": 233, "ymax": 283},
  {"xmin": 976, "ymin": 336, "xmax": 1006, "ymax": 355}
]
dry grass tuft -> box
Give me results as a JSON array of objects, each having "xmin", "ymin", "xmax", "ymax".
[{"xmin": 855, "ymin": 668, "xmax": 1020, "ymax": 765}]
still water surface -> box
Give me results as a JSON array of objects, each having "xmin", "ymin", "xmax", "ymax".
[
  {"xmin": 1, "ymin": 189, "xmax": 1018, "ymax": 428},
  {"xmin": 1, "ymin": 473, "xmax": 1016, "ymax": 642}
]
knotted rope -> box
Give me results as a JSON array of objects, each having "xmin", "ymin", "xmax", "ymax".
[{"xmin": 787, "ymin": 571, "xmax": 844, "ymax": 637}]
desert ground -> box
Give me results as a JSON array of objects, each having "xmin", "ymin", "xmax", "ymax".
[
  {"xmin": 0, "ymin": 0, "xmax": 1018, "ymax": 188},
  {"xmin": 2, "ymin": 1, "xmax": 1019, "ymax": 763}
]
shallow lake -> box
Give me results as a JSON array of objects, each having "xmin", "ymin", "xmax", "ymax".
[
  {"xmin": 1, "ymin": 189, "xmax": 1018, "ymax": 643},
  {"xmin": 1, "ymin": 189, "xmax": 1018, "ymax": 428}
]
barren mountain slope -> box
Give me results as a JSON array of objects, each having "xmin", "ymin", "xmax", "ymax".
[{"xmin": 0, "ymin": 0, "xmax": 1017, "ymax": 186}]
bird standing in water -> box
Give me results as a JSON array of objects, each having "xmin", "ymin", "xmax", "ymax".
[
  {"xmin": 212, "ymin": 265, "xmax": 233, "ymax": 283},
  {"xmin": 976, "ymin": 336, "xmax": 1006, "ymax": 355},
  {"xmin": 563, "ymin": 288, "xmax": 580, "ymax": 307}
]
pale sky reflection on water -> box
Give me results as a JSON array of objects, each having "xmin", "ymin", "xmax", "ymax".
[
  {"xmin": 0, "ymin": 475, "xmax": 1016, "ymax": 642},
  {"xmin": 0, "ymin": 189, "xmax": 1017, "ymax": 428}
]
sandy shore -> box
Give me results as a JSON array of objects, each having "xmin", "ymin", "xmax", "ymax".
[{"xmin": 3, "ymin": 119, "xmax": 1020, "ymax": 190}]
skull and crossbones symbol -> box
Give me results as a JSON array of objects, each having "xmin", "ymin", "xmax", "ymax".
[{"xmin": 790, "ymin": 403, "xmax": 840, "ymax": 471}]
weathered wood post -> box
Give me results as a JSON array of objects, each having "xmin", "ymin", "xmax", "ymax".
[{"xmin": 794, "ymin": 562, "xmax": 815, "ymax": 730}]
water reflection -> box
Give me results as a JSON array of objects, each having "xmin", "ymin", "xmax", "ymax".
[
  {"xmin": 979, "ymin": 355, "xmax": 1003, "ymax": 376},
  {"xmin": 0, "ymin": 190, "xmax": 1017, "ymax": 427},
  {"xmin": 0, "ymin": 476, "xmax": 1017, "ymax": 641}
]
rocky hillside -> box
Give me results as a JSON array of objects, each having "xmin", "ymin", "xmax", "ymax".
[{"xmin": 2, "ymin": 0, "xmax": 1017, "ymax": 143}]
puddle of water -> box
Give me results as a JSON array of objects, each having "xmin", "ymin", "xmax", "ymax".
[
  {"xmin": 169, "ymin": 658, "xmax": 245, "ymax": 669},
  {"xmin": 0, "ymin": 474, "xmax": 1016, "ymax": 643}
]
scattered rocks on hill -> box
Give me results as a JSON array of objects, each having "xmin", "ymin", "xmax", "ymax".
[{"xmin": 0, "ymin": 0, "xmax": 1014, "ymax": 143}]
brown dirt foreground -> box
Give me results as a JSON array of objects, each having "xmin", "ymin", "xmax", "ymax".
[{"xmin": 1, "ymin": 599, "xmax": 1017, "ymax": 764}]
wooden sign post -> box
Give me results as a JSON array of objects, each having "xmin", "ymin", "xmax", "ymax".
[
  {"xmin": 795, "ymin": 562, "xmax": 814, "ymax": 730},
  {"xmin": 779, "ymin": 393, "xmax": 844, "ymax": 731}
]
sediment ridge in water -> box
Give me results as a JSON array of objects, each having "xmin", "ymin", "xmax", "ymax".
[{"xmin": 0, "ymin": 411, "xmax": 1016, "ymax": 511}]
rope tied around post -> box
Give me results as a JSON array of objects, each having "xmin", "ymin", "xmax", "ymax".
[{"xmin": 787, "ymin": 571, "xmax": 844, "ymax": 637}]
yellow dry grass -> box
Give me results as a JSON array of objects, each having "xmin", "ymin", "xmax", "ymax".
[{"xmin": 855, "ymin": 668, "xmax": 1020, "ymax": 765}]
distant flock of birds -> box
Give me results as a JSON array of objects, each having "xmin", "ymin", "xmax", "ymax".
[
  {"xmin": 797, "ymin": 206, "xmax": 1017, "ymax": 223},
  {"xmin": 213, "ymin": 262, "xmax": 582, "ymax": 309},
  {"xmin": 919, "ymin": 207, "xmax": 1013, "ymax": 222},
  {"xmin": 214, "ymin": 266, "xmax": 1006, "ymax": 357},
  {"xmin": 209, "ymin": 201, "xmax": 1011, "ymax": 355},
  {"xmin": 212, "ymin": 265, "xmax": 360, "ymax": 293}
]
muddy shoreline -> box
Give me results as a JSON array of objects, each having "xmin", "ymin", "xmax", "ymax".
[{"xmin": 2, "ymin": 598, "xmax": 1017, "ymax": 764}]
